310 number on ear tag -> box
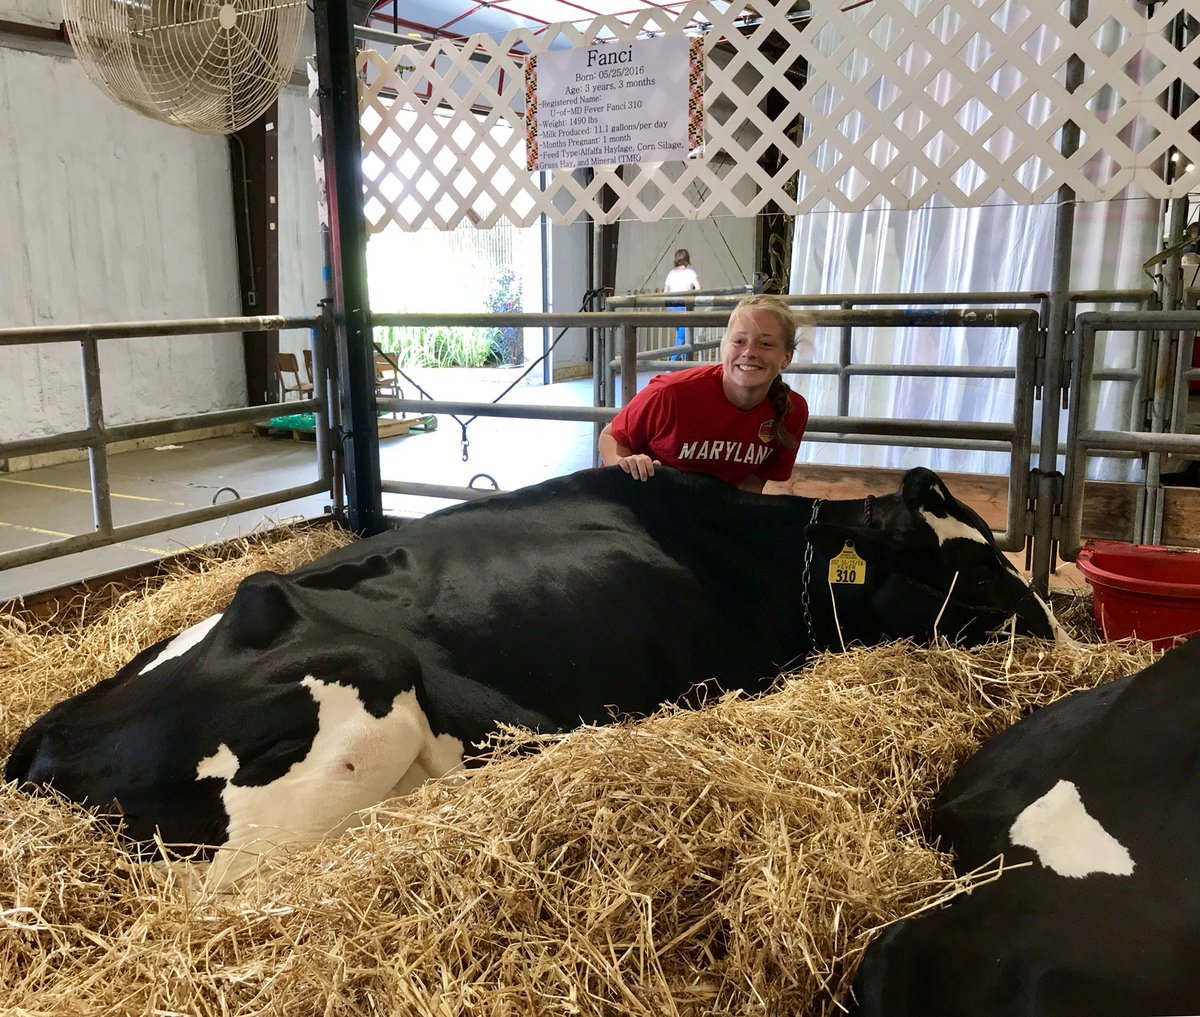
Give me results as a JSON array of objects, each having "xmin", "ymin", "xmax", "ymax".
[{"xmin": 828, "ymin": 541, "xmax": 866, "ymax": 585}]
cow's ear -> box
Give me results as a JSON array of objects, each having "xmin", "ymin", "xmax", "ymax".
[
  {"xmin": 900, "ymin": 466, "xmax": 939, "ymax": 507},
  {"xmin": 806, "ymin": 522, "xmax": 896, "ymax": 563},
  {"xmin": 900, "ymin": 466, "xmax": 995, "ymax": 540},
  {"xmin": 222, "ymin": 573, "xmax": 301, "ymax": 650}
]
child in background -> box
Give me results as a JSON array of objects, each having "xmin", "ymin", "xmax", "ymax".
[{"xmin": 663, "ymin": 248, "xmax": 701, "ymax": 356}]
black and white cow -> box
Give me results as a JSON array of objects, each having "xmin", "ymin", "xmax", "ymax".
[
  {"xmin": 6, "ymin": 466, "xmax": 1060, "ymax": 881},
  {"xmin": 851, "ymin": 637, "xmax": 1200, "ymax": 1017}
]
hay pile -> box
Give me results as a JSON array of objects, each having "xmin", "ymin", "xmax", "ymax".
[{"xmin": 0, "ymin": 531, "xmax": 1156, "ymax": 1016}]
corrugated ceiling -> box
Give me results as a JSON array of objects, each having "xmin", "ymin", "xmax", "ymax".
[{"xmin": 362, "ymin": 0, "xmax": 738, "ymax": 48}]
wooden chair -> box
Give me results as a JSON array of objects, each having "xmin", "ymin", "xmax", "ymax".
[
  {"xmin": 275, "ymin": 352, "xmax": 313, "ymax": 401},
  {"xmin": 375, "ymin": 353, "xmax": 403, "ymax": 417}
]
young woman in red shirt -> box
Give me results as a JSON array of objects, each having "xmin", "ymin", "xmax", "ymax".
[{"xmin": 598, "ymin": 294, "xmax": 808, "ymax": 493}]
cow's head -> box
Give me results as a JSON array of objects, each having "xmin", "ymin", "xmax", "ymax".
[
  {"xmin": 806, "ymin": 468, "xmax": 1059, "ymax": 646},
  {"xmin": 4, "ymin": 572, "xmax": 456, "ymax": 878}
]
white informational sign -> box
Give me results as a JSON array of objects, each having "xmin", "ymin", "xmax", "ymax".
[{"xmin": 529, "ymin": 35, "xmax": 694, "ymax": 171}]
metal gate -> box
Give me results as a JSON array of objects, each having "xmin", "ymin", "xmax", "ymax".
[{"xmin": 4, "ymin": 299, "xmax": 1200, "ymax": 596}]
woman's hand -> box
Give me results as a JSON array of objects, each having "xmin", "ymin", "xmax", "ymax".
[
  {"xmin": 598, "ymin": 426, "xmax": 659, "ymax": 480},
  {"xmin": 617, "ymin": 453, "xmax": 660, "ymax": 481}
]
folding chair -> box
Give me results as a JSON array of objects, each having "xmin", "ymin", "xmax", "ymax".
[
  {"xmin": 275, "ymin": 352, "xmax": 314, "ymax": 401},
  {"xmin": 375, "ymin": 353, "xmax": 403, "ymax": 417}
]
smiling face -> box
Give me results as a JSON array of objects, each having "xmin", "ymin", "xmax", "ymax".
[{"xmin": 720, "ymin": 307, "xmax": 795, "ymax": 409}]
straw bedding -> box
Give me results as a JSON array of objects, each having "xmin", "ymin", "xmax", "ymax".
[{"xmin": 0, "ymin": 528, "xmax": 1157, "ymax": 1016}]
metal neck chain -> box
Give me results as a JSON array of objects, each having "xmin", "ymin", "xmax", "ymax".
[
  {"xmin": 801, "ymin": 498, "xmax": 824, "ymax": 651},
  {"xmin": 802, "ymin": 495, "xmax": 873, "ymax": 654}
]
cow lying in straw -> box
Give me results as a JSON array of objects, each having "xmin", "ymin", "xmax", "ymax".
[
  {"xmin": 5, "ymin": 466, "xmax": 1063, "ymax": 883},
  {"xmin": 851, "ymin": 635, "xmax": 1200, "ymax": 1017}
]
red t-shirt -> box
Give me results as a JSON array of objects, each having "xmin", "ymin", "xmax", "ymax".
[{"xmin": 609, "ymin": 364, "xmax": 809, "ymax": 486}]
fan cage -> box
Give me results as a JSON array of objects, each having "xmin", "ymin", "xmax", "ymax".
[{"xmin": 62, "ymin": 0, "xmax": 308, "ymax": 135}]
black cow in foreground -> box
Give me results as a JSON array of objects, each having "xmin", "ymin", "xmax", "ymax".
[
  {"xmin": 851, "ymin": 636, "xmax": 1200, "ymax": 1017},
  {"xmin": 6, "ymin": 466, "xmax": 1060, "ymax": 883}
]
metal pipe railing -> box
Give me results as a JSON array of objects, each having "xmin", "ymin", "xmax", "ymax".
[
  {"xmin": 0, "ymin": 314, "xmax": 331, "ymax": 575},
  {"xmin": 606, "ymin": 289, "xmax": 1153, "ymax": 309},
  {"xmin": 79, "ymin": 336, "xmax": 113, "ymax": 536},
  {"xmin": 387, "ymin": 307, "xmax": 1036, "ymax": 549},
  {"xmin": 384, "ymin": 306, "xmax": 1037, "ymax": 550},
  {"xmin": 1061, "ymin": 311, "xmax": 1200, "ymax": 559},
  {"xmin": 5, "ymin": 298, "xmax": 1188, "ymax": 585},
  {"xmin": 0, "ymin": 315, "xmax": 317, "ymax": 346},
  {"xmin": 372, "ymin": 311, "xmax": 731, "ymax": 329},
  {"xmin": 0, "ymin": 480, "xmax": 331, "ymax": 572}
]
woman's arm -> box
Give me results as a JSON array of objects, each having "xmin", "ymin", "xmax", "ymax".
[{"xmin": 598, "ymin": 424, "xmax": 660, "ymax": 481}]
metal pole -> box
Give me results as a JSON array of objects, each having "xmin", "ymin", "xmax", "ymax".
[
  {"xmin": 1029, "ymin": 0, "xmax": 1087, "ymax": 594},
  {"xmin": 314, "ymin": 0, "xmax": 383, "ymax": 535},
  {"xmin": 838, "ymin": 299, "xmax": 853, "ymax": 417},
  {"xmin": 621, "ymin": 322, "xmax": 638, "ymax": 407},
  {"xmin": 318, "ymin": 302, "xmax": 345, "ymax": 518},
  {"xmin": 0, "ymin": 315, "xmax": 317, "ymax": 345},
  {"xmin": 592, "ymin": 321, "xmax": 606, "ymax": 466},
  {"xmin": 310, "ymin": 320, "xmax": 332, "ymax": 494},
  {"xmin": 79, "ymin": 337, "xmax": 114, "ymax": 536},
  {"xmin": 1143, "ymin": 192, "xmax": 1188, "ymax": 542}
]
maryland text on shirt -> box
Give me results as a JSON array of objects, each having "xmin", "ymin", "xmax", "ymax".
[{"xmin": 678, "ymin": 440, "xmax": 775, "ymax": 466}]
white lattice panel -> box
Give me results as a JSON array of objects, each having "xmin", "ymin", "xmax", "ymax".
[{"xmin": 357, "ymin": 0, "xmax": 1200, "ymax": 230}]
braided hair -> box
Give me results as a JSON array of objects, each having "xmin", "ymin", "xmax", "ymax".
[{"xmin": 722, "ymin": 294, "xmax": 801, "ymax": 447}]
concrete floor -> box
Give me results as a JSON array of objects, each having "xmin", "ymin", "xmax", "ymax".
[{"xmin": 0, "ymin": 370, "xmax": 599, "ymax": 604}]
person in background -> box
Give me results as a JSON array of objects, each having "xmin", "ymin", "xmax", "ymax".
[
  {"xmin": 598, "ymin": 294, "xmax": 808, "ymax": 494},
  {"xmin": 663, "ymin": 248, "xmax": 701, "ymax": 356}
]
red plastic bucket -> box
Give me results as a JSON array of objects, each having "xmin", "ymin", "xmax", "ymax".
[{"xmin": 1075, "ymin": 540, "xmax": 1200, "ymax": 650}]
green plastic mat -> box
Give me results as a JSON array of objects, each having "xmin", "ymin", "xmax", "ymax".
[
  {"xmin": 267, "ymin": 413, "xmax": 316, "ymax": 431},
  {"xmin": 266, "ymin": 412, "xmax": 436, "ymax": 432}
]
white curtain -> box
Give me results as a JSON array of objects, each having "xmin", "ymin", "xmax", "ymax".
[{"xmin": 789, "ymin": 1, "xmax": 1162, "ymax": 479}]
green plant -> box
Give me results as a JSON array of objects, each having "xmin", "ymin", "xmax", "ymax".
[
  {"xmin": 485, "ymin": 267, "xmax": 523, "ymax": 365},
  {"xmin": 375, "ymin": 324, "xmax": 495, "ymax": 368}
]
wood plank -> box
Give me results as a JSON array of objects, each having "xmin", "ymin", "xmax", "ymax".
[
  {"xmin": 765, "ymin": 465, "xmax": 1011, "ymax": 528},
  {"xmin": 1162, "ymin": 487, "xmax": 1200, "ymax": 548}
]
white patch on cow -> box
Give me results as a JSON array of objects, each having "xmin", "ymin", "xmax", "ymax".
[
  {"xmin": 203, "ymin": 676, "xmax": 463, "ymax": 886},
  {"xmin": 918, "ymin": 508, "xmax": 991, "ymax": 547},
  {"xmin": 196, "ymin": 744, "xmax": 238, "ymax": 781},
  {"xmin": 1009, "ymin": 779, "xmax": 1134, "ymax": 878},
  {"xmin": 139, "ymin": 614, "xmax": 223, "ymax": 675}
]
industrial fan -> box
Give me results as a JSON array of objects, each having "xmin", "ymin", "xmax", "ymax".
[{"xmin": 61, "ymin": 0, "xmax": 308, "ymax": 135}]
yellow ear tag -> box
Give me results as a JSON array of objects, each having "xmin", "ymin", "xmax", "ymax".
[{"xmin": 828, "ymin": 541, "xmax": 867, "ymax": 585}]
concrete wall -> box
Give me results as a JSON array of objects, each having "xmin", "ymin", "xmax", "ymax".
[
  {"xmin": 546, "ymin": 217, "xmax": 591, "ymax": 375},
  {"xmin": 277, "ymin": 82, "xmax": 328, "ymax": 356},
  {"xmin": 0, "ymin": 38, "xmax": 245, "ymax": 445},
  {"xmin": 614, "ymin": 199, "xmax": 759, "ymax": 297},
  {"xmin": 3, "ymin": 0, "xmax": 59, "ymax": 28},
  {"xmin": 0, "ymin": 26, "xmax": 329, "ymax": 454}
]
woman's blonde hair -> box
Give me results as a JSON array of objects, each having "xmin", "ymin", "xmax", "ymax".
[{"xmin": 723, "ymin": 294, "xmax": 801, "ymax": 448}]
